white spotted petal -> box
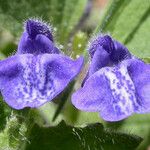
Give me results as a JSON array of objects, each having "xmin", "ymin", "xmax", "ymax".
[
  {"xmin": 0, "ymin": 54, "xmax": 83, "ymax": 109},
  {"xmin": 72, "ymin": 59, "xmax": 150, "ymax": 121}
]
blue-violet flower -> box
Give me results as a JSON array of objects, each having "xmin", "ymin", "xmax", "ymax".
[
  {"xmin": 0, "ymin": 19, "xmax": 83, "ymax": 109},
  {"xmin": 72, "ymin": 35, "xmax": 150, "ymax": 121}
]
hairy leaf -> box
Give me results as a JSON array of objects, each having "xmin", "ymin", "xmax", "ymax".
[
  {"xmin": 25, "ymin": 121, "xmax": 142, "ymax": 150},
  {"xmin": 105, "ymin": 114, "xmax": 150, "ymax": 150}
]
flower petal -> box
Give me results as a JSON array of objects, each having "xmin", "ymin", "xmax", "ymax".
[
  {"xmin": 17, "ymin": 32, "xmax": 60, "ymax": 54},
  {"xmin": 0, "ymin": 54, "xmax": 83, "ymax": 109},
  {"xmin": 82, "ymin": 46, "xmax": 110, "ymax": 86},
  {"xmin": 72, "ymin": 71, "xmax": 111, "ymax": 112},
  {"xmin": 72, "ymin": 61, "xmax": 138, "ymax": 121},
  {"xmin": 88, "ymin": 35, "xmax": 114, "ymax": 58},
  {"xmin": 0, "ymin": 55, "xmax": 22, "ymax": 77},
  {"xmin": 88, "ymin": 46, "xmax": 110, "ymax": 75},
  {"xmin": 111, "ymin": 40, "xmax": 132, "ymax": 63},
  {"xmin": 100, "ymin": 62, "xmax": 137, "ymax": 121},
  {"xmin": 127, "ymin": 59, "xmax": 150, "ymax": 113},
  {"xmin": 26, "ymin": 19, "xmax": 53, "ymax": 41}
]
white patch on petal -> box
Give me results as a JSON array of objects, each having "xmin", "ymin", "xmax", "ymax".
[
  {"xmin": 14, "ymin": 55, "xmax": 56, "ymax": 107},
  {"xmin": 99, "ymin": 63, "xmax": 137, "ymax": 115}
]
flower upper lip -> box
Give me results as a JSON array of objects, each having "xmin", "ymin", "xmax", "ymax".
[
  {"xmin": 88, "ymin": 35, "xmax": 114, "ymax": 58},
  {"xmin": 26, "ymin": 19, "xmax": 53, "ymax": 41},
  {"xmin": 17, "ymin": 19, "xmax": 59, "ymax": 55}
]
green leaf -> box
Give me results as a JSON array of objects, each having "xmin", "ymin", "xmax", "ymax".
[
  {"xmin": 0, "ymin": 111, "xmax": 28, "ymax": 150},
  {"xmin": 52, "ymin": 80, "xmax": 76, "ymax": 122},
  {"xmin": 0, "ymin": 115, "xmax": 17, "ymax": 150},
  {"xmin": 37, "ymin": 103, "xmax": 64, "ymax": 126},
  {"xmin": 0, "ymin": 107, "xmax": 41, "ymax": 150},
  {"xmin": 25, "ymin": 121, "xmax": 142, "ymax": 150},
  {"xmin": 0, "ymin": 97, "xmax": 12, "ymax": 131},
  {"xmin": 95, "ymin": 0, "xmax": 150, "ymax": 58},
  {"xmin": 105, "ymin": 114, "xmax": 150, "ymax": 150},
  {"xmin": 0, "ymin": 0, "xmax": 88, "ymax": 44},
  {"xmin": 142, "ymin": 57, "xmax": 150, "ymax": 63}
]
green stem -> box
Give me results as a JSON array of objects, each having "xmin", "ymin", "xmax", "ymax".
[{"xmin": 52, "ymin": 80, "xmax": 76, "ymax": 121}]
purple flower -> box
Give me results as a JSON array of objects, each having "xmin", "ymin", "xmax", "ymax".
[
  {"xmin": 72, "ymin": 35, "xmax": 150, "ymax": 121},
  {"xmin": 0, "ymin": 19, "xmax": 83, "ymax": 109}
]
